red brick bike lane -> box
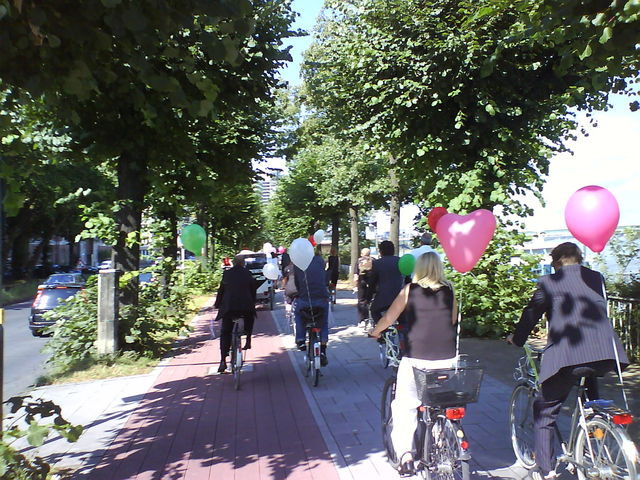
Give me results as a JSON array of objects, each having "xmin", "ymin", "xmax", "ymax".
[{"xmin": 88, "ymin": 306, "xmax": 341, "ymax": 480}]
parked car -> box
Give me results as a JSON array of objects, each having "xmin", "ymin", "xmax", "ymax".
[
  {"xmin": 42, "ymin": 273, "xmax": 86, "ymax": 286},
  {"xmin": 99, "ymin": 260, "xmax": 113, "ymax": 270},
  {"xmin": 29, "ymin": 284, "xmax": 83, "ymax": 336}
]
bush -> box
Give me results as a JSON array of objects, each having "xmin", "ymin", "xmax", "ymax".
[
  {"xmin": 0, "ymin": 280, "xmax": 41, "ymax": 306},
  {"xmin": 446, "ymin": 225, "xmax": 540, "ymax": 338},
  {"xmin": 44, "ymin": 261, "xmax": 215, "ymax": 373},
  {"xmin": 1, "ymin": 396, "xmax": 83, "ymax": 479}
]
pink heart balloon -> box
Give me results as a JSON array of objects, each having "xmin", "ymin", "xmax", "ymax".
[
  {"xmin": 565, "ymin": 185, "xmax": 619, "ymax": 253},
  {"xmin": 436, "ymin": 210, "xmax": 497, "ymax": 273}
]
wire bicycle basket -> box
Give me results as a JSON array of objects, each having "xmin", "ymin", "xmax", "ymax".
[{"xmin": 413, "ymin": 362, "xmax": 484, "ymax": 407}]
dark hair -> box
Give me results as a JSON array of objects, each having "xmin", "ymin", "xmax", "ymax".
[
  {"xmin": 420, "ymin": 232, "xmax": 432, "ymax": 246},
  {"xmin": 232, "ymin": 255, "xmax": 246, "ymax": 267},
  {"xmin": 379, "ymin": 240, "xmax": 395, "ymax": 256},
  {"xmin": 550, "ymin": 242, "xmax": 583, "ymax": 265}
]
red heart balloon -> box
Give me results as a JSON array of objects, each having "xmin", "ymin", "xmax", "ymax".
[
  {"xmin": 436, "ymin": 210, "xmax": 497, "ymax": 273},
  {"xmin": 428, "ymin": 207, "xmax": 448, "ymax": 232},
  {"xmin": 308, "ymin": 235, "xmax": 316, "ymax": 247}
]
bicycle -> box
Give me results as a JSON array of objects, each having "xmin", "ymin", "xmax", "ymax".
[
  {"xmin": 300, "ymin": 306, "xmax": 324, "ymax": 387},
  {"xmin": 284, "ymin": 301, "xmax": 295, "ymax": 334},
  {"xmin": 329, "ymin": 282, "xmax": 337, "ymax": 310},
  {"xmin": 509, "ymin": 343, "xmax": 638, "ymax": 479},
  {"xmin": 381, "ymin": 358, "xmax": 482, "ymax": 479},
  {"xmin": 377, "ymin": 314, "xmax": 403, "ymax": 369},
  {"xmin": 230, "ymin": 317, "xmax": 244, "ymax": 390}
]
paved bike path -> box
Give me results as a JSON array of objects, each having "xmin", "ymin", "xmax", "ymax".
[{"xmin": 87, "ymin": 306, "xmax": 341, "ymax": 480}]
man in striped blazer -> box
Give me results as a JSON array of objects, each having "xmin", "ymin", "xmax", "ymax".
[{"xmin": 508, "ymin": 242, "xmax": 629, "ymax": 480}]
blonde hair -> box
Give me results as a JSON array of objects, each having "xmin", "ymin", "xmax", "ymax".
[
  {"xmin": 412, "ymin": 251, "xmax": 450, "ymax": 289},
  {"xmin": 361, "ymin": 248, "xmax": 370, "ymax": 256}
]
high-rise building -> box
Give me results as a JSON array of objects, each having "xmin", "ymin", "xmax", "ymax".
[{"xmin": 256, "ymin": 174, "xmax": 280, "ymax": 204}]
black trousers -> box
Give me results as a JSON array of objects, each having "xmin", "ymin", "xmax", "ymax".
[
  {"xmin": 219, "ymin": 310, "xmax": 255, "ymax": 359},
  {"xmin": 357, "ymin": 278, "xmax": 371, "ymax": 322},
  {"xmin": 534, "ymin": 361, "xmax": 612, "ymax": 474}
]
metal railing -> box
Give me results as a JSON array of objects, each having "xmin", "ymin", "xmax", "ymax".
[{"xmin": 609, "ymin": 296, "xmax": 640, "ymax": 362}]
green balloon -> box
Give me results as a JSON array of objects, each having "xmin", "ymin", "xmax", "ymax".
[
  {"xmin": 180, "ymin": 224, "xmax": 206, "ymax": 254},
  {"xmin": 398, "ymin": 254, "xmax": 416, "ymax": 276}
]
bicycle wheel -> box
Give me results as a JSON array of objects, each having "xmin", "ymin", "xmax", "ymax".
[
  {"xmin": 425, "ymin": 418, "xmax": 470, "ymax": 480},
  {"xmin": 309, "ymin": 330, "xmax": 320, "ymax": 387},
  {"xmin": 574, "ymin": 415, "xmax": 638, "ymax": 480},
  {"xmin": 381, "ymin": 376, "xmax": 398, "ymax": 465},
  {"xmin": 231, "ymin": 330, "xmax": 242, "ymax": 390},
  {"xmin": 509, "ymin": 383, "xmax": 536, "ymax": 469}
]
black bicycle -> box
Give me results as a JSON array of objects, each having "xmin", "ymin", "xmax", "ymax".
[
  {"xmin": 230, "ymin": 317, "xmax": 244, "ymax": 390},
  {"xmin": 381, "ymin": 359, "xmax": 483, "ymax": 479},
  {"xmin": 300, "ymin": 306, "xmax": 324, "ymax": 387}
]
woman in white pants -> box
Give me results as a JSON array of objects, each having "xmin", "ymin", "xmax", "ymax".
[{"xmin": 370, "ymin": 252, "xmax": 457, "ymax": 476}]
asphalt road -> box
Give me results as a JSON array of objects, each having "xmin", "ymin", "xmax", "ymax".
[{"xmin": 2, "ymin": 301, "xmax": 50, "ymax": 400}]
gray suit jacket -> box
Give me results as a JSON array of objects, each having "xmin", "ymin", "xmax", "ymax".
[
  {"xmin": 369, "ymin": 255, "xmax": 404, "ymax": 311},
  {"xmin": 513, "ymin": 264, "xmax": 628, "ymax": 383}
]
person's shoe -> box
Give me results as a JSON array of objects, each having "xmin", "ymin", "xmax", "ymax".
[
  {"xmin": 243, "ymin": 339, "xmax": 252, "ymax": 350},
  {"xmin": 217, "ymin": 361, "xmax": 227, "ymax": 373},
  {"xmin": 531, "ymin": 468, "xmax": 558, "ymax": 480},
  {"xmin": 296, "ymin": 340, "xmax": 306, "ymax": 351},
  {"xmin": 397, "ymin": 452, "xmax": 415, "ymax": 477}
]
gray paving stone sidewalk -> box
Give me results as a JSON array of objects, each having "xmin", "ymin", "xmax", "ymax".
[{"xmin": 271, "ymin": 289, "xmax": 531, "ymax": 480}]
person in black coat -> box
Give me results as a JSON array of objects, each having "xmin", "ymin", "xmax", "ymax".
[
  {"xmin": 369, "ymin": 240, "xmax": 404, "ymax": 324},
  {"xmin": 508, "ymin": 242, "xmax": 629, "ymax": 479},
  {"xmin": 214, "ymin": 255, "xmax": 258, "ymax": 373},
  {"xmin": 326, "ymin": 246, "xmax": 340, "ymax": 287}
]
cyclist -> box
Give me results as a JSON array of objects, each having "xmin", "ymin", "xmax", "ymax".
[
  {"xmin": 370, "ymin": 251, "xmax": 458, "ymax": 476},
  {"xmin": 369, "ymin": 240, "xmax": 404, "ymax": 325},
  {"xmin": 214, "ymin": 255, "xmax": 257, "ymax": 373},
  {"xmin": 355, "ymin": 247, "xmax": 373, "ymax": 325},
  {"xmin": 294, "ymin": 248, "xmax": 330, "ymax": 366},
  {"xmin": 326, "ymin": 246, "xmax": 340, "ymax": 295},
  {"xmin": 507, "ymin": 242, "xmax": 629, "ymax": 480}
]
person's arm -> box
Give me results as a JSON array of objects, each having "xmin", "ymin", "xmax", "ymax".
[
  {"xmin": 451, "ymin": 293, "xmax": 458, "ymax": 325},
  {"xmin": 508, "ymin": 283, "xmax": 548, "ymax": 346},
  {"xmin": 214, "ymin": 272, "xmax": 227, "ymax": 308},
  {"xmin": 368, "ymin": 261, "xmax": 379, "ymax": 292},
  {"xmin": 370, "ymin": 284, "xmax": 410, "ymax": 338}
]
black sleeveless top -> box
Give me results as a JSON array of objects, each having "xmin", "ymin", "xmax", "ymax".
[{"xmin": 404, "ymin": 283, "xmax": 456, "ymax": 361}]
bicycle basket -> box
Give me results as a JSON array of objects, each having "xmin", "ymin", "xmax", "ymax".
[
  {"xmin": 413, "ymin": 364, "xmax": 484, "ymax": 407},
  {"xmin": 299, "ymin": 306, "xmax": 324, "ymax": 327}
]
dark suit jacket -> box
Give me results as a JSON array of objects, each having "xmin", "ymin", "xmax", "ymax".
[
  {"xmin": 214, "ymin": 266, "xmax": 257, "ymax": 317},
  {"xmin": 369, "ymin": 255, "xmax": 404, "ymax": 310},
  {"xmin": 513, "ymin": 264, "xmax": 628, "ymax": 383}
]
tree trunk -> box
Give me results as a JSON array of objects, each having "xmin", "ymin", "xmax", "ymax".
[
  {"xmin": 114, "ymin": 154, "xmax": 148, "ymax": 310},
  {"xmin": 349, "ymin": 206, "xmax": 359, "ymax": 284},
  {"xmin": 11, "ymin": 235, "xmax": 29, "ymax": 280},
  {"xmin": 388, "ymin": 155, "xmax": 400, "ymax": 253},
  {"xmin": 0, "ymin": 179, "xmax": 5, "ymax": 289},
  {"xmin": 331, "ymin": 214, "xmax": 339, "ymax": 252}
]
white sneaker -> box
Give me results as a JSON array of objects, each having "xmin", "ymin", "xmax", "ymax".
[{"xmin": 532, "ymin": 469, "xmax": 558, "ymax": 480}]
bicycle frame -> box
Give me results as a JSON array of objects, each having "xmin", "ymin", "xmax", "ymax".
[{"xmin": 515, "ymin": 344, "xmax": 637, "ymax": 477}]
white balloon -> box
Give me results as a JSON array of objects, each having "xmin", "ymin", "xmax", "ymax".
[
  {"xmin": 289, "ymin": 238, "xmax": 314, "ymax": 271},
  {"xmin": 262, "ymin": 263, "xmax": 279, "ymax": 280},
  {"xmin": 313, "ymin": 229, "xmax": 325, "ymax": 244},
  {"xmin": 263, "ymin": 242, "xmax": 274, "ymax": 254}
]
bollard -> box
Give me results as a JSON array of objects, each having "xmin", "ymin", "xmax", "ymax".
[{"xmin": 97, "ymin": 269, "xmax": 119, "ymax": 355}]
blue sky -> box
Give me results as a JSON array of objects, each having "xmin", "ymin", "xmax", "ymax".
[{"xmin": 276, "ymin": 0, "xmax": 640, "ymax": 232}]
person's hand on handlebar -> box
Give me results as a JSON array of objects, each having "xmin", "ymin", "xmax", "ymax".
[
  {"xmin": 505, "ymin": 333, "xmax": 515, "ymax": 345},
  {"xmin": 368, "ymin": 328, "xmax": 381, "ymax": 339}
]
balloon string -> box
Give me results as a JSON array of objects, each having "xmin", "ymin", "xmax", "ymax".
[
  {"xmin": 456, "ymin": 274, "xmax": 463, "ymax": 366},
  {"xmin": 302, "ymin": 269, "xmax": 316, "ymax": 325}
]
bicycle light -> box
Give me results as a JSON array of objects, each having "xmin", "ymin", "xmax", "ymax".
[
  {"xmin": 612, "ymin": 413, "xmax": 633, "ymax": 425},
  {"xmin": 445, "ymin": 407, "xmax": 466, "ymax": 420}
]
